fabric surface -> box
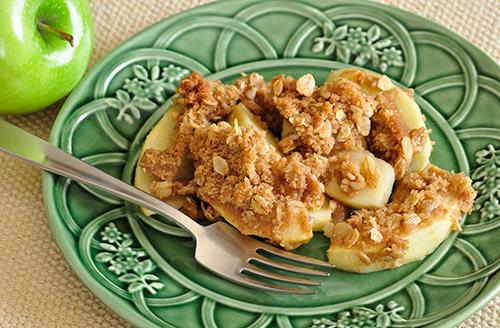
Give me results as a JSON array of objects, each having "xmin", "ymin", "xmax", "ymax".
[{"xmin": 0, "ymin": 0, "xmax": 498, "ymax": 327}]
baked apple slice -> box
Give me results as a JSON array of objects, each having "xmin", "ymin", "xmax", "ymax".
[
  {"xmin": 134, "ymin": 101, "xmax": 193, "ymax": 214},
  {"xmin": 327, "ymin": 68, "xmax": 432, "ymax": 172},
  {"xmin": 325, "ymin": 165, "xmax": 475, "ymax": 272},
  {"xmin": 325, "ymin": 149, "xmax": 395, "ymax": 209}
]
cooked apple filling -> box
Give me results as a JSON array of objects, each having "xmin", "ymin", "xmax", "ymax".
[
  {"xmin": 137, "ymin": 69, "xmax": 476, "ymax": 271},
  {"xmin": 324, "ymin": 165, "xmax": 475, "ymax": 272}
]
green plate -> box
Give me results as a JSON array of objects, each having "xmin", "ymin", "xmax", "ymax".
[{"xmin": 43, "ymin": 0, "xmax": 500, "ymax": 327}]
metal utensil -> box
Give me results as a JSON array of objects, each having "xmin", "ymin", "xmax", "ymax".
[{"xmin": 0, "ymin": 119, "xmax": 332, "ymax": 294}]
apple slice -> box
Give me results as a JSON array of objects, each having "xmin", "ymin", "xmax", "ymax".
[
  {"xmin": 325, "ymin": 150, "xmax": 395, "ymax": 209},
  {"xmin": 326, "ymin": 197, "xmax": 460, "ymax": 273},
  {"xmin": 309, "ymin": 198, "xmax": 334, "ymax": 231},
  {"xmin": 326, "ymin": 164, "xmax": 476, "ymax": 273},
  {"xmin": 206, "ymin": 198, "xmax": 313, "ymax": 250},
  {"xmin": 326, "ymin": 67, "xmax": 394, "ymax": 97},
  {"xmin": 228, "ymin": 103, "xmax": 281, "ymax": 153},
  {"xmin": 134, "ymin": 101, "xmax": 193, "ymax": 215},
  {"xmin": 327, "ymin": 68, "xmax": 432, "ymax": 172},
  {"xmin": 391, "ymin": 88, "xmax": 432, "ymax": 171}
]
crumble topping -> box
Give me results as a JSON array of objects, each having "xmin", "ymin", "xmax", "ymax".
[
  {"xmin": 271, "ymin": 75, "xmax": 376, "ymax": 155},
  {"xmin": 187, "ymin": 121, "xmax": 322, "ymax": 247},
  {"xmin": 233, "ymin": 72, "xmax": 281, "ymax": 133},
  {"xmin": 327, "ymin": 152, "xmax": 381, "ymax": 195},
  {"xmin": 139, "ymin": 70, "xmax": 475, "ymax": 257},
  {"xmin": 368, "ymin": 89, "xmax": 428, "ymax": 179},
  {"xmin": 140, "ymin": 72, "xmax": 240, "ymax": 189},
  {"xmin": 324, "ymin": 165, "xmax": 476, "ymax": 263}
]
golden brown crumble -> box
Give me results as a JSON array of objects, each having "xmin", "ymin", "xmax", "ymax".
[
  {"xmin": 187, "ymin": 121, "xmax": 322, "ymax": 248},
  {"xmin": 368, "ymin": 89, "xmax": 428, "ymax": 179},
  {"xmin": 140, "ymin": 72, "xmax": 240, "ymax": 191},
  {"xmin": 139, "ymin": 71, "xmax": 475, "ymax": 255},
  {"xmin": 272, "ymin": 152, "xmax": 325, "ymax": 211},
  {"xmin": 272, "ymin": 75, "xmax": 376, "ymax": 155},
  {"xmin": 324, "ymin": 165, "xmax": 476, "ymax": 263},
  {"xmin": 327, "ymin": 152, "xmax": 381, "ymax": 195},
  {"xmin": 233, "ymin": 72, "xmax": 281, "ymax": 133},
  {"xmin": 189, "ymin": 121, "xmax": 277, "ymax": 209}
]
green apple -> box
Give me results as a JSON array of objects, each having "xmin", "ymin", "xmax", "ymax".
[{"xmin": 0, "ymin": 0, "xmax": 93, "ymax": 114}]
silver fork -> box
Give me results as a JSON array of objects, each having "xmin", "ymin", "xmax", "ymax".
[{"xmin": 0, "ymin": 120, "xmax": 333, "ymax": 294}]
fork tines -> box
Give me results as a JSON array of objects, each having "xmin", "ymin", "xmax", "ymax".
[{"xmin": 235, "ymin": 245, "xmax": 334, "ymax": 294}]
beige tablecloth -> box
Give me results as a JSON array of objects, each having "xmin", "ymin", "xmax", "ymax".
[{"xmin": 0, "ymin": 1, "xmax": 498, "ymax": 327}]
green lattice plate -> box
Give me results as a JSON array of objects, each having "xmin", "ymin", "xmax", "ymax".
[{"xmin": 42, "ymin": 1, "xmax": 500, "ymax": 327}]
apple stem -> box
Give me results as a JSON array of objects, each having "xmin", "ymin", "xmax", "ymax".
[{"xmin": 37, "ymin": 21, "xmax": 74, "ymax": 47}]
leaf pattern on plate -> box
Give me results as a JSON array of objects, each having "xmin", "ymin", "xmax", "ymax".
[
  {"xmin": 312, "ymin": 23, "xmax": 404, "ymax": 72},
  {"xmin": 310, "ymin": 301, "xmax": 405, "ymax": 328},
  {"xmin": 96, "ymin": 223, "xmax": 164, "ymax": 294},
  {"xmin": 107, "ymin": 64, "xmax": 190, "ymax": 124},
  {"xmin": 472, "ymin": 144, "xmax": 500, "ymax": 221}
]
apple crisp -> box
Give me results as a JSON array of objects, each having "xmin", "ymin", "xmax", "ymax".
[
  {"xmin": 324, "ymin": 165, "xmax": 476, "ymax": 265},
  {"xmin": 138, "ymin": 69, "xmax": 476, "ymax": 268}
]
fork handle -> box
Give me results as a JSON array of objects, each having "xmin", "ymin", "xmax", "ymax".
[{"xmin": 0, "ymin": 120, "xmax": 204, "ymax": 237}]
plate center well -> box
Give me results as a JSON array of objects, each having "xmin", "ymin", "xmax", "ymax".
[{"xmin": 125, "ymin": 60, "xmax": 463, "ymax": 311}]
